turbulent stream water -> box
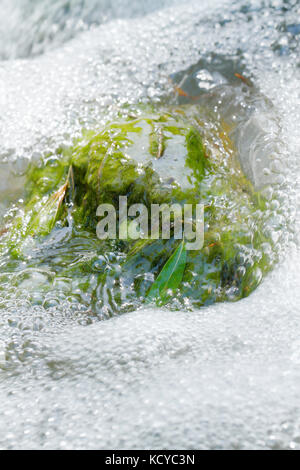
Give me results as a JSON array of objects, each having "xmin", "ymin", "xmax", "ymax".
[{"xmin": 0, "ymin": 0, "xmax": 300, "ymax": 450}]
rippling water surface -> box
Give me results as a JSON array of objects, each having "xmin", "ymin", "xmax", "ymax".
[{"xmin": 0, "ymin": 0, "xmax": 299, "ymax": 450}]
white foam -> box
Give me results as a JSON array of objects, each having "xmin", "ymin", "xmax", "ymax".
[{"xmin": 0, "ymin": 0, "xmax": 299, "ymax": 450}]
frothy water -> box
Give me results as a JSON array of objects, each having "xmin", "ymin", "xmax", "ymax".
[{"xmin": 0, "ymin": 0, "xmax": 299, "ymax": 449}]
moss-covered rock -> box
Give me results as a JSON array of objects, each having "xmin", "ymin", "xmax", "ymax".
[{"xmin": 0, "ymin": 105, "xmax": 277, "ymax": 317}]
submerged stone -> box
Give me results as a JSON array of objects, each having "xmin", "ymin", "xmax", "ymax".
[{"xmin": 0, "ymin": 105, "xmax": 278, "ymax": 317}]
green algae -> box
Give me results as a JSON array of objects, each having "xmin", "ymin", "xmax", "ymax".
[{"xmin": 0, "ymin": 105, "xmax": 278, "ymax": 317}]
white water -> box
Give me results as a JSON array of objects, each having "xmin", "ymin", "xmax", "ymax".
[{"xmin": 0, "ymin": 0, "xmax": 299, "ymax": 449}]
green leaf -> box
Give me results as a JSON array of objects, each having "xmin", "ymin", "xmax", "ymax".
[
  {"xmin": 146, "ymin": 240, "xmax": 187, "ymax": 304},
  {"xmin": 27, "ymin": 166, "xmax": 73, "ymax": 237},
  {"xmin": 149, "ymin": 125, "xmax": 166, "ymax": 159}
]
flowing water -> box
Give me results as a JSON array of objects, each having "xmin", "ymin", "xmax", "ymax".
[{"xmin": 0, "ymin": 0, "xmax": 299, "ymax": 450}]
